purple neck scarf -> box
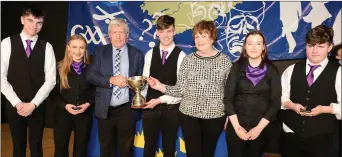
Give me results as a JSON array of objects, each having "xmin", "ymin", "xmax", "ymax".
[
  {"xmin": 246, "ymin": 63, "xmax": 267, "ymax": 86},
  {"xmin": 71, "ymin": 61, "xmax": 85, "ymax": 75}
]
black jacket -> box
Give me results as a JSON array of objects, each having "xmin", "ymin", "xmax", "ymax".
[
  {"xmin": 224, "ymin": 60, "xmax": 281, "ymax": 130},
  {"xmin": 54, "ymin": 65, "xmax": 95, "ymax": 113}
]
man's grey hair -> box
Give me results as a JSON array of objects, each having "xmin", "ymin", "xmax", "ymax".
[{"xmin": 107, "ymin": 18, "xmax": 129, "ymax": 36}]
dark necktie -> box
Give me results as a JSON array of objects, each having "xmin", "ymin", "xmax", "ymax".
[
  {"xmin": 25, "ymin": 40, "xmax": 32, "ymax": 57},
  {"xmin": 306, "ymin": 64, "xmax": 320, "ymax": 87},
  {"xmin": 161, "ymin": 50, "xmax": 168, "ymax": 65}
]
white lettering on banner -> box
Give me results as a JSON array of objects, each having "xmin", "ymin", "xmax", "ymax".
[
  {"xmin": 92, "ymin": 6, "xmax": 125, "ymax": 24},
  {"xmin": 139, "ymin": 19, "xmax": 153, "ymax": 41},
  {"xmin": 70, "ymin": 25, "xmax": 107, "ymax": 45},
  {"xmin": 139, "ymin": 19, "xmax": 156, "ymax": 48}
]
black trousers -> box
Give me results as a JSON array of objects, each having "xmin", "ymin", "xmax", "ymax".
[
  {"xmin": 6, "ymin": 101, "xmax": 46, "ymax": 157},
  {"xmin": 225, "ymin": 122, "xmax": 268, "ymax": 157},
  {"xmin": 53, "ymin": 108, "xmax": 93, "ymax": 157},
  {"xmin": 280, "ymin": 131, "xmax": 334, "ymax": 157},
  {"xmin": 179, "ymin": 112, "xmax": 226, "ymax": 157},
  {"xmin": 142, "ymin": 104, "xmax": 179, "ymax": 157},
  {"xmin": 97, "ymin": 103, "xmax": 135, "ymax": 157}
]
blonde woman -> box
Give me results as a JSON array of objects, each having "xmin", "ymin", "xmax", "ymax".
[{"xmin": 53, "ymin": 34, "xmax": 94, "ymax": 157}]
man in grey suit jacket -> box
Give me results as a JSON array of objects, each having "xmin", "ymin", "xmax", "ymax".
[{"xmin": 87, "ymin": 18, "xmax": 144, "ymax": 157}]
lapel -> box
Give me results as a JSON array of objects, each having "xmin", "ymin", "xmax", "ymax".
[
  {"xmin": 309, "ymin": 61, "xmax": 331, "ymax": 87},
  {"xmin": 127, "ymin": 44, "xmax": 134, "ymax": 76},
  {"xmin": 30, "ymin": 37, "xmax": 39, "ymax": 58},
  {"xmin": 103, "ymin": 45, "xmax": 114, "ymax": 75}
]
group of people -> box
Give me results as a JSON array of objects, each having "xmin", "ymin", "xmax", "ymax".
[{"xmin": 1, "ymin": 6, "xmax": 341, "ymax": 157}]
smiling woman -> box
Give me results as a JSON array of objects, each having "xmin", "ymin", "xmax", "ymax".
[
  {"xmin": 224, "ymin": 30, "xmax": 281, "ymax": 157},
  {"xmin": 53, "ymin": 34, "xmax": 95, "ymax": 157}
]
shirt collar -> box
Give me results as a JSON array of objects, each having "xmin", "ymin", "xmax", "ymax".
[
  {"xmin": 306, "ymin": 57, "xmax": 329, "ymax": 69},
  {"xmin": 113, "ymin": 44, "xmax": 127, "ymax": 53},
  {"xmin": 20, "ymin": 31, "xmax": 38, "ymax": 43},
  {"xmin": 159, "ymin": 42, "xmax": 175, "ymax": 54}
]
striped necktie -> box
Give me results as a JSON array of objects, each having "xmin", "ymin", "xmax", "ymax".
[{"xmin": 113, "ymin": 49, "xmax": 121, "ymax": 98}]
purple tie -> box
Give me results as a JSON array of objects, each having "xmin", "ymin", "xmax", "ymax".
[
  {"xmin": 161, "ymin": 50, "xmax": 168, "ymax": 65},
  {"xmin": 306, "ymin": 65, "xmax": 320, "ymax": 87},
  {"xmin": 25, "ymin": 40, "xmax": 32, "ymax": 57}
]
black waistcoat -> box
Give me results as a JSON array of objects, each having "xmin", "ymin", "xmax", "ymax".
[
  {"xmin": 7, "ymin": 34, "xmax": 46, "ymax": 102},
  {"xmin": 279, "ymin": 60, "xmax": 339, "ymax": 137},
  {"xmin": 146, "ymin": 46, "xmax": 181, "ymax": 102}
]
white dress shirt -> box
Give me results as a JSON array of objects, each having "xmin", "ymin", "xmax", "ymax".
[
  {"xmin": 1, "ymin": 31, "xmax": 56, "ymax": 107},
  {"xmin": 141, "ymin": 42, "xmax": 186, "ymax": 104},
  {"xmin": 281, "ymin": 57, "xmax": 341, "ymax": 132}
]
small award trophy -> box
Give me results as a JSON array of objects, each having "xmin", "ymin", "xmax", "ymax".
[{"xmin": 127, "ymin": 76, "xmax": 147, "ymax": 109}]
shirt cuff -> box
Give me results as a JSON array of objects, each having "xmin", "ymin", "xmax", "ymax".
[
  {"xmin": 30, "ymin": 100, "xmax": 40, "ymax": 107},
  {"xmin": 159, "ymin": 95, "xmax": 167, "ymax": 104},
  {"xmin": 10, "ymin": 99, "xmax": 22, "ymax": 107},
  {"xmin": 330, "ymin": 103, "xmax": 341, "ymax": 120},
  {"xmin": 281, "ymin": 99, "xmax": 291, "ymax": 110}
]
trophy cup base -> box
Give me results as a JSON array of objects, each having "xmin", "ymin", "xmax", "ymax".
[
  {"xmin": 131, "ymin": 103, "xmax": 147, "ymax": 109},
  {"xmin": 127, "ymin": 76, "xmax": 148, "ymax": 109}
]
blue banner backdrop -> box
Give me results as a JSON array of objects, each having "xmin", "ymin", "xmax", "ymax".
[{"xmin": 66, "ymin": 1, "xmax": 342, "ymax": 157}]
